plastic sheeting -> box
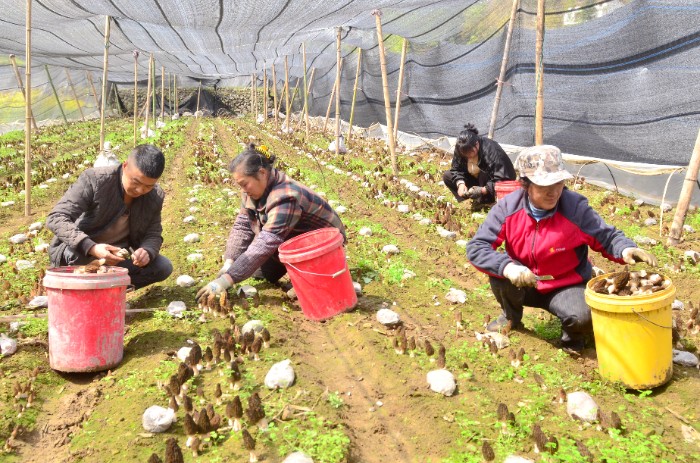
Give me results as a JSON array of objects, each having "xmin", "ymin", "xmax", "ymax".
[{"xmin": 0, "ymin": 1, "xmax": 698, "ymax": 201}]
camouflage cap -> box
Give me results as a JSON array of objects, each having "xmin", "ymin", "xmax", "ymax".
[{"xmin": 515, "ymin": 145, "xmax": 573, "ymax": 186}]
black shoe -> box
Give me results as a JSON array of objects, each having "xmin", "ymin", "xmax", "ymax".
[
  {"xmin": 560, "ymin": 339, "xmax": 585, "ymax": 355},
  {"xmin": 486, "ymin": 314, "xmax": 522, "ymax": 333}
]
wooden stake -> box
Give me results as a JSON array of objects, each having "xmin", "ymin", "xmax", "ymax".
[
  {"xmin": 334, "ymin": 27, "xmax": 342, "ymax": 156},
  {"xmin": 196, "ymin": 81, "xmax": 201, "ymax": 113},
  {"xmin": 45, "ymin": 65, "xmax": 68, "ymax": 124},
  {"xmin": 253, "ymin": 73, "xmax": 258, "ymax": 117},
  {"xmin": 347, "ymin": 48, "xmax": 362, "ymax": 142},
  {"xmin": 86, "ymin": 71, "xmax": 99, "ymax": 108},
  {"xmin": 272, "ymin": 63, "xmax": 278, "ymax": 131},
  {"xmin": 393, "ymin": 37, "xmax": 408, "ymax": 142},
  {"xmin": 99, "ymin": 16, "xmax": 111, "ymax": 152},
  {"xmin": 488, "ymin": 0, "xmax": 520, "ymax": 139},
  {"xmin": 296, "ymin": 68, "xmax": 315, "ymax": 132},
  {"xmin": 160, "ymin": 65, "xmax": 165, "ymax": 119},
  {"xmin": 534, "ymin": 0, "xmax": 545, "ymax": 145},
  {"xmin": 151, "ymin": 56, "xmax": 156, "ymax": 125},
  {"xmin": 65, "ymin": 69, "xmax": 85, "ymax": 121},
  {"xmin": 668, "ymin": 128, "xmax": 700, "ymax": 245},
  {"xmin": 263, "ymin": 69, "xmax": 268, "ymax": 123},
  {"xmin": 143, "ymin": 53, "xmax": 152, "ymax": 137},
  {"xmin": 302, "ymin": 42, "xmax": 309, "ymax": 140},
  {"xmin": 373, "ymin": 10, "xmax": 398, "ymax": 176},
  {"xmin": 133, "ymin": 50, "xmax": 139, "ymax": 146},
  {"xmin": 174, "ymin": 74, "xmax": 178, "ymax": 113},
  {"xmin": 24, "ymin": 0, "xmax": 32, "ymax": 217},
  {"xmin": 250, "ymin": 73, "xmax": 255, "ymax": 115},
  {"xmin": 323, "ymin": 58, "xmax": 344, "ymax": 132},
  {"xmin": 111, "ymin": 83, "xmax": 122, "ymax": 116},
  {"xmin": 9, "ymin": 54, "xmax": 38, "ymax": 130},
  {"xmin": 284, "ymin": 56, "xmax": 290, "ymax": 129}
]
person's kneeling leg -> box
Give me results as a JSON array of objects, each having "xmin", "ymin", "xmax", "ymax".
[
  {"xmin": 488, "ymin": 276, "xmax": 527, "ymax": 330},
  {"xmin": 543, "ymin": 284, "xmax": 591, "ymax": 351},
  {"xmin": 119, "ymin": 255, "xmax": 173, "ymax": 290}
]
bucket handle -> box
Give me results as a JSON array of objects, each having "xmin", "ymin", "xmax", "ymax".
[
  {"xmin": 286, "ymin": 262, "xmax": 346, "ymax": 278},
  {"xmin": 631, "ymin": 308, "xmax": 672, "ymax": 329}
]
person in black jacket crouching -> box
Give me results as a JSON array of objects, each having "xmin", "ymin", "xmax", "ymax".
[{"xmin": 442, "ymin": 123, "xmax": 516, "ymax": 209}]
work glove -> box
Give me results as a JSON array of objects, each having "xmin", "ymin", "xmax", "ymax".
[
  {"xmin": 217, "ymin": 259, "xmax": 234, "ymax": 277},
  {"xmin": 622, "ymin": 247, "xmax": 657, "ymax": 266},
  {"xmin": 503, "ymin": 263, "xmax": 537, "ymax": 288},
  {"xmin": 196, "ymin": 275, "xmax": 233, "ymax": 304},
  {"xmin": 467, "ymin": 186, "xmax": 483, "ymax": 200}
]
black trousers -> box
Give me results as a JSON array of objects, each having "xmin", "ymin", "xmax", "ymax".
[
  {"xmin": 489, "ymin": 276, "xmax": 593, "ymax": 344},
  {"xmin": 252, "ymin": 252, "xmax": 288, "ymax": 283},
  {"xmin": 442, "ymin": 170, "xmax": 495, "ymax": 204}
]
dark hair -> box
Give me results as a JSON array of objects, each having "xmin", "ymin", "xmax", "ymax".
[
  {"xmin": 455, "ymin": 123, "xmax": 480, "ymax": 155},
  {"xmin": 228, "ymin": 143, "xmax": 277, "ymax": 176},
  {"xmin": 519, "ymin": 177, "xmax": 531, "ymax": 188},
  {"xmin": 130, "ymin": 144, "xmax": 165, "ymax": 178}
]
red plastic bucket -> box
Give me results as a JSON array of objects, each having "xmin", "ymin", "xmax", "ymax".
[
  {"xmin": 278, "ymin": 228, "xmax": 357, "ymax": 320},
  {"xmin": 43, "ymin": 267, "xmax": 131, "ymax": 372},
  {"xmin": 495, "ymin": 180, "xmax": 521, "ymax": 201}
]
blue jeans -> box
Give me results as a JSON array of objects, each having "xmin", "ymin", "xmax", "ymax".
[{"xmin": 489, "ymin": 276, "xmax": 592, "ymax": 344}]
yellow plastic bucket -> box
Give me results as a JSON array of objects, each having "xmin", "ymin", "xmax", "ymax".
[{"xmin": 584, "ymin": 273, "xmax": 675, "ymax": 389}]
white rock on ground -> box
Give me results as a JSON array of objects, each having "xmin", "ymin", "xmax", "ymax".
[
  {"xmin": 9, "ymin": 234, "xmax": 28, "ymax": 244},
  {"xmin": 282, "ymin": 452, "xmax": 314, "ymax": 463},
  {"xmin": 471, "ymin": 212, "xmax": 486, "ymax": 221},
  {"xmin": 426, "ymin": 369, "xmax": 456, "ymax": 396},
  {"xmin": 265, "ymin": 359, "xmax": 295, "ymax": 389},
  {"xmin": 28, "ymin": 221, "xmax": 43, "ymax": 231},
  {"xmin": 1, "ymin": 201, "xmax": 15, "ymax": 207},
  {"xmin": 335, "ymin": 205, "xmax": 347, "ymax": 214},
  {"xmin": 397, "ymin": 204, "xmax": 410, "ymax": 213},
  {"xmin": 183, "ymin": 233, "xmax": 200, "ymax": 243},
  {"xmin": 183, "ymin": 215, "xmax": 196, "ymax": 223},
  {"xmin": 376, "ymin": 308, "xmax": 400, "ymax": 326},
  {"xmin": 0, "ymin": 333, "xmax": 18, "ymax": 356},
  {"xmin": 27, "ymin": 296, "xmax": 48, "ymax": 308},
  {"xmin": 15, "ymin": 260, "xmax": 34, "ymax": 271},
  {"xmin": 353, "ymin": 282, "xmax": 363, "ymax": 296},
  {"xmin": 456, "ymin": 240, "xmax": 468, "ymax": 248},
  {"xmin": 358, "ymin": 227, "xmax": 373, "ymax": 236},
  {"xmin": 673, "ymin": 349, "xmax": 699, "ymax": 367},
  {"xmin": 186, "ymin": 253, "xmax": 204, "ymax": 262},
  {"xmin": 0, "ymin": 255, "xmax": 6, "ymax": 264},
  {"xmin": 672, "ymin": 300, "xmax": 684, "ymax": 311},
  {"xmin": 445, "ymin": 288, "xmax": 467, "ymax": 304},
  {"xmin": 661, "ymin": 203, "xmax": 672, "ymax": 212},
  {"xmin": 238, "ymin": 285, "xmax": 258, "ymax": 298},
  {"xmin": 167, "ymin": 301, "xmax": 187, "ymax": 318},
  {"xmin": 475, "ymin": 331, "xmax": 510, "ymax": 349},
  {"xmin": 35, "ymin": 243, "xmax": 50, "ymax": 253},
  {"xmin": 142, "ymin": 405, "xmax": 176, "ymax": 433},
  {"xmin": 633, "ymin": 235, "xmax": 657, "ymax": 246},
  {"xmin": 242, "ymin": 320, "xmax": 264, "ymax": 335},
  {"xmin": 419, "ymin": 218, "xmax": 431, "ymax": 226},
  {"xmin": 566, "ymin": 391, "xmax": 599, "ymax": 422},
  {"xmin": 644, "ymin": 218, "xmax": 657, "ymax": 226},
  {"xmin": 382, "ymin": 244, "xmax": 400, "ymax": 255},
  {"xmin": 683, "ymin": 224, "xmax": 695, "ymax": 233},
  {"xmin": 634, "ymin": 199, "xmax": 645, "ymax": 206},
  {"xmin": 412, "ymin": 213, "xmax": 424, "ymax": 221},
  {"xmin": 189, "ymin": 206, "xmax": 199, "ymax": 213},
  {"xmin": 436, "ymin": 226, "xmax": 457, "ymax": 240},
  {"xmin": 402, "ymin": 269, "xmax": 416, "ymax": 280},
  {"xmin": 176, "ymin": 275, "xmax": 196, "ymax": 287}
]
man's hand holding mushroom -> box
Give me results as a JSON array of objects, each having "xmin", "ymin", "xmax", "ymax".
[
  {"xmin": 196, "ymin": 274, "xmax": 233, "ymax": 303},
  {"xmin": 88, "ymin": 243, "xmax": 126, "ymax": 265},
  {"xmin": 131, "ymin": 248, "xmax": 150, "ymax": 267}
]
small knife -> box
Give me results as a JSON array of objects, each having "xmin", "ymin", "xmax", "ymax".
[{"xmin": 536, "ymin": 275, "xmax": 554, "ymax": 281}]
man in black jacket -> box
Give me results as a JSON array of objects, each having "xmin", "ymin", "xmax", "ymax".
[
  {"xmin": 47, "ymin": 144, "xmax": 172, "ymax": 289},
  {"xmin": 443, "ymin": 124, "xmax": 516, "ymax": 208}
]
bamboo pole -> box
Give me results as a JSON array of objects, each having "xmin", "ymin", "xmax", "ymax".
[
  {"xmin": 250, "ymin": 73, "xmax": 254, "ymax": 115},
  {"xmin": 133, "ymin": 50, "xmax": 139, "ymax": 146},
  {"xmin": 272, "ymin": 63, "xmax": 278, "ymax": 131},
  {"xmin": 534, "ymin": 0, "xmax": 545, "ymax": 145},
  {"xmin": 143, "ymin": 54, "xmax": 152, "ymax": 137},
  {"xmin": 334, "ymin": 27, "xmax": 342, "ymax": 156},
  {"xmin": 323, "ymin": 58, "xmax": 344, "ymax": 132},
  {"xmin": 373, "ymin": 10, "xmax": 398, "ymax": 176},
  {"xmin": 99, "ymin": 16, "xmax": 111, "ymax": 151},
  {"xmin": 174, "ymin": 75, "xmax": 178, "ymax": 114},
  {"xmin": 9, "ymin": 54, "xmax": 38, "ymax": 130},
  {"xmin": 263, "ymin": 69, "xmax": 268, "ymax": 123},
  {"xmin": 45, "ymin": 66, "xmax": 68, "ymax": 124},
  {"xmin": 24, "ymin": 0, "xmax": 32, "ymax": 217},
  {"xmin": 86, "ymin": 71, "xmax": 99, "ymax": 109},
  {"xmin": 284, "ymin": 56, "xmax": 290, "ymax": 129},
  {"xmin": 151, "ymin": 56, "xmax": 156, "ymax": 125},
  {"xmin": 488, "ymin": 0, "xmax": 520, "ymax": 139},
  {"xmin": 112, "ymin": 83, "xmax": 122, "ymax": 116},
  {"xmin": 196, "ymin": 81, "xmax": 201, "ymax": 113},
  {"xmin": 160, "ymin": 66, "xmax": 165, "ymax": 119},
  {"xmin": 668, "ymin": 128, "xmax": 700, "ymax": 245},
  {"xmin": 296, "ymin": 68, "xmax": 315, "ymax": 132},
  {"xmin": 254, "ymin": 73, "xmax": 258, "ymax": 116},
  {"xmin": 347, "ymin": 48, "xmax": 362, "ymax": 142},
  {"xmin": 302, "ymin": 43, "xmax": 309, "ymax": 140},
  {"xmin": 169, "ymin": 73, "xmax": 173, "ymax": 114},
  {"xmin": 393, "ymin": 37, "xmax": 408, "ymax": 142}
]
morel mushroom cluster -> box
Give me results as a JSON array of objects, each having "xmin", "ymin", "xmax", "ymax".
[{"xmin": 591, "ymin": 269, "xmax": 671, "ymax": 296}]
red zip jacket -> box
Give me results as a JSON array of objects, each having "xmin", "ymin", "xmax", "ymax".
[{"xmin": 467, "ymin": 188, "xmax": 635, "ymax": 293}]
